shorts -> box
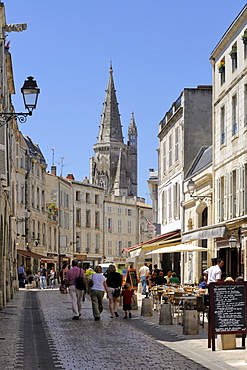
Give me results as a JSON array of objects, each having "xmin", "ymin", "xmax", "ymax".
[
  {"xmin": 123, "ymin": 304, "xmax": 132, "ymax": 311},
  {"xmin": 107, "ymin": 287, "xmax": 120, "ymax": 300}
]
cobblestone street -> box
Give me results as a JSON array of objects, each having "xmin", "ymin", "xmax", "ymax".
[{"xmin": 0, "ymin": 288, "xmax": 245, "ymax": 369}]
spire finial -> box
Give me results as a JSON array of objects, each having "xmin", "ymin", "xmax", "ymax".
[{"xmin": 109, "ymin": 60, "xmax": 113, "ymax": 73}]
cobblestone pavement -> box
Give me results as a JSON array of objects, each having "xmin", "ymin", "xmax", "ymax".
[{"xmin": 0, "ymin": 288, "xmax": 245, "ymax": 369}]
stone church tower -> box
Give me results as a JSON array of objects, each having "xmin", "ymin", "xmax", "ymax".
[{"xmin": 90, "ymin": 66, "xmax": 138, "ymax": 196}]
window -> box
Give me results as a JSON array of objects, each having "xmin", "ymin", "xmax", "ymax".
[
  {"xmin": 76, "ymin": 191, "xmax": 80, "ymax": 201},
  {"xmin": 117, "ymin": 241, "xmax": 122, "ymax": 256},
  {"xmin": 220, "ymin": 106, "xmax": 226, "ymax": 144},
  {"xmin": 168, "ymin": 134, "xmax": 172, "ymax": 167},
  {"xmin": 54, "ymin": 228, "xmax": 57, "ymax": 251},
  {"xmin": 162, "ymin": 190, "xmax": 167, "ymax": 225},
  {"xmin": 49, "ymin": 227, "xmax": 52, "ymax": 251},
  {"xmin": 41, "ymin": 191, "xmax": 45, "ymax": 211},
  {"xmin": 37, "ymin": 188, "xmax": 40, "ymax": 209},
  {"xmin": 42, "ymin": 223, "xmax": 46, "ymax": 245},
  {"xmin": 118, "ymin": 207, "xmax": 121, "ymax": 214},
  {"xmin": 232, "ymin": 170, "xmax": 237, "ymax": 218},
  {"xmin": 95, "ymin": 234, "xmax": 99, "ymax": 253},
  {"xmin": 107, "ymin": 240, "xmax": 113, "ymax": 255},
  {"xmin": 76, "ymin": 233, "xmax": 80, "ymax": 253},
  {"xmin": 86, "ymin": 210, "xmax": 91, "ymax": 228},
  {"xmin": 95, "ymin": 211, "xmax": 100, "ymax": 229},
  {"xmin": 163, "ymin": 141, "xmax": 166, "ymax": 173},
  {"xmin": 127, "ymin": 220, "xmax": 131, "ymax": 234},
  {"xmin": 244, "ymin": 85, "xmax": 247, "ymax": 126},
  {"xmin": 86, "ymin": 193, "xmax": 90, "ymax": 203},
  {"xmin": 107, "ymin": 218, "xmax": 112, "ymax": 233},
  {"xmin": 231, "ymin": 44, "xmax": 237, "ymax": 72},
  {"xmin": 175, "ymin": 127, "xmax": 178, "ymax": 162},
  {"xmin": 20, "ymin": 156, "xmax": 24, "ymax": 168},
  {"xmin": 127, "ymin": 209, "xmax": 132, "ymax": 216},
  {"xmin": 232, "ymin": 95, "xmax": 237, "ymax": 135},
  {"xmin": 95, "ymin": 194, "xmax": 99, "ymax": 204},
  {"xmin": 108, "ymin": 206, "xmax": 112, "ymax": 212},
  {"xmin": 21, "ymin": 185, "xmax": 24, "ymax": 205},
  {"xmin": 76, "ymin": 208, "xmax": 81, "ymax": 227},
  {"xmin": 86, "ymin": 234, "xmax": 90, "ymax": 253},
  {"xmin": 31, "ymin": 185, "xmax": 34, "ymax": 207},
  {"xmin": 118, "ymin": 219, "xmax": 122, "ymax": 233},
  {"xmin": 173, "ymin": 182, "xmax": 180, "ymax": 219},
  {"xmin": 64, "ymin": 212, "xmax": 69, "ymax": 229},
  {"xmin": 168, "ymin": 187, "xmax": 172, "ymax": 221}
]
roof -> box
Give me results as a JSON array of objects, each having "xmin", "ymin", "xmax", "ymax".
[{"xmin": 185, "ymin": 146, "xmax": 212, "ymax": 179}]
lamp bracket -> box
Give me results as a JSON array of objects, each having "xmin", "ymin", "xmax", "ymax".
[
  {"xmin": 190, "ymin": 194, "xmax": 212, "ymax": 202},
  {"xmin": 0, "ymin": 111, "xmax": 32, "ymax": 126}
]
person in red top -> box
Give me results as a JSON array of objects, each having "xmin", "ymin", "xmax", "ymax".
[{"xmin": 121, "ymin": 283, "xmax": 134, "ymax": 319}]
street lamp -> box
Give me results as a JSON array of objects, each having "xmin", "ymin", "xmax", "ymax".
[
  {"xmin": 1, "ymin": 76, "xmax": 40, "ymax": 125},
  {"xmin": 187, "ymin": 179, "xmax": 212, "ymax": 201},
  {"xmin": 228, "ymin": 234, "xmax": 238, "ymax": 248}
]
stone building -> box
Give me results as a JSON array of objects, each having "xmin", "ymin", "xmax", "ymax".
[
  {"xmin": 209, "ymin": 4, "xmax": 247, "ymax": 279},
  {"xmin": 157, "ymin": 86, "xmax": 212, "ymax": 275}
]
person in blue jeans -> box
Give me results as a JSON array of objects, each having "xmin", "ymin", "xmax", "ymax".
[
  {"xmin": 138, "ymin": 262, "xmax": 150, "ymax": 295},
  {"xmin": 39, "ymin": 264, "xmax": 47, "ymax": 289}
]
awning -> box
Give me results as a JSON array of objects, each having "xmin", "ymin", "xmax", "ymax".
[
  {"xmin": 145, "ymin": 244, "xmax": 208, "ymax": 255},
  {"xmin": 123, "ymin": 230, "xmax": 181, "ymax": 253},
  {"xmin": 17, "ymin": 249, "xmax": 58, "ymax": 263},
  {"xmin": 182, "ymin": 226, "xmax": 227, "ymax": 243}
]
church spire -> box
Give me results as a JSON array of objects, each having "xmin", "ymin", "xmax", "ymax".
[
  {"xmin": 128, "ymin": 111, "xmax": 138, "ymax": 146},
  {"xmin": 97, "ymin": 65, "xmax": 123, "ymax": 143}
]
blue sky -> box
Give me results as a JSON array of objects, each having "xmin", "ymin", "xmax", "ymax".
[{"xmin": 4, "ymin": 0, "xmax": 247, "ymax": 203}]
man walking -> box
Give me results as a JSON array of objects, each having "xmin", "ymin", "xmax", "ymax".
[
  {"xmin": 39, "ymin": 264, "xmax": 48, "ymax": 289},
  {"xmin": 17, "ymin": 265, "xmax": 25, "ymax": 288},
  {"xmin": 203, "ymin": 258, "xmax": 224, "ymax": 284},
  {"xmin": 65, "ymin": 260, "xmax": 86, "ymax": 320},
  {"xmin": 138, "ymin": 262, "xmax": 150, "ymax": 295}
]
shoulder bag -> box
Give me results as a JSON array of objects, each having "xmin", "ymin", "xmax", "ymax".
[{"xmin": 75, "ymin": 269, "xmax": 86, "ymax": 290}]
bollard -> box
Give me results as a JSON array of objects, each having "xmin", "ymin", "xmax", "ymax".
[
  {"xmin": 131, "ymin": 291, "xmax": 138, "ymax": 310},
  {"xmin": 183, "ymin": 310, "xmax": 199, "ymax": 335},
  {"xmin": 159, "ymin": 303, "xmax": 172, "ymax": 325},
  {"xmin": 141, "ymin": 294, "xmax": 153, "ymax": 316}
]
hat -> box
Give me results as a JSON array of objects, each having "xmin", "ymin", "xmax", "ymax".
[{"xmin": 225, "ymin": 277, "xmax": 234, "ymax": 282}]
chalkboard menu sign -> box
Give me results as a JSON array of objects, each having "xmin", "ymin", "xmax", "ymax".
[
  {"xmin": 126, "ymin": 269, "xmax": 138, "ymax": 290},
  {"xmin": 214, "ymin": 284, "xmax": 246, "ymax": 332},
  {"xmin": 208, "ymin": 281, "xmax": 247, "ymax": 351}
]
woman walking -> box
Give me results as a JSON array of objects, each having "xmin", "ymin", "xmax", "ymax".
[
  {"xmin": 104, "ymin": 264, "xmax": 122, "ymax": 318},
  {"xmin": 89, "ymin": 265, "xmax": 108, "ymax": 321}
]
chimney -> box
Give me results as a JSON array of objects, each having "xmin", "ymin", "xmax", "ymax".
[
  {"xmin": 51, "ymin": 166, "xmax": 56, "ymax": 175},
  {"xmin": 66, "ymin": 174, "xmax": 75, "ymax": 180}
]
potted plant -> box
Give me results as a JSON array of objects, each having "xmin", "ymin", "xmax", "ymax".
[
  {"xmin": 217, "ymin": 61, "xmax": 225, "ymax": 73},
  {"xmin": 229, "ymin": 48, "xmax": 237, "ymax": 59},
  {"xmin": 242, "ymin": 32, "xmax": 247, "ymax": 44}
]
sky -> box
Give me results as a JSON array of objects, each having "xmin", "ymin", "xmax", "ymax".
[{"xmin": 3, "ymin": 0, "xmax": 247, "ymax": 203}]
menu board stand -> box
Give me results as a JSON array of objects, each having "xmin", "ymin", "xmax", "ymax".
[
  {"xmin": 126, "ymin": 269, "xmax": 138, "ymax": 290},
  {"xmin": 208, "ymin": 281, "xmax": 247, "ymax": 351}
]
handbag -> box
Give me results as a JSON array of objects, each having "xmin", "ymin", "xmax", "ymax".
[
  {"xmin": 113, "ymin": 288, "xmax": 121, "ymax": 298},
  {"xmin": 60, "ymin": 285, "xmax": 67, "ymax": 294},
  {"xmin": 75, "ymin": 269, "xmax": 86, "ymax": 290}
]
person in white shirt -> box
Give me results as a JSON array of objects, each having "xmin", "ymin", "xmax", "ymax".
[
  {"xmin": 138, "ymin": 262, "xmax": 150, "ymax": 294},
  {"xmin": 203, "ymin": 258, "xmax": 224, "ymax": 284}
]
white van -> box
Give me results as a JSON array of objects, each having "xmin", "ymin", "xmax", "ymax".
[{"xmin": 99, "ymin": 263, "xmax": 115, "ymax": 274}]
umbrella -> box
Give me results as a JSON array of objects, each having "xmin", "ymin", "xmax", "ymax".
[{"xmin": 145, "ymin": 244, "xmax": 207, "ymax": 255}]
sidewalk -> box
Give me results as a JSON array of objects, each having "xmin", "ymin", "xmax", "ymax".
[{"xmin": 134, "ymin": 292, "xmax": 247, "ymax": 370}]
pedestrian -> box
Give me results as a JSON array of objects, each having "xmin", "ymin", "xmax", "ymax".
[
  {"xmin": 203, "ymin": 258, "xmax": 224, "ymax": 284},
  {"xmin": 65, "ymin": 260, "xmax": 86, "ymax": 320},
  {"xmin": 60, "ymin": 263, "xmax": 68, "ymax": 293},
  {"xmin": 49, "ymin": 267, "xmax": 56, "ymax": 289},
  {"xmin": 138, "ymin": 262, "xmax": 150, "ymax": 295},
  {"xmin": 89, "ymin": 265, "xmax": 108, "ymax": 321},
  {"xmin": 104, "ymin": 264, "xmax": 122, "ymax": 318},
  {"xmin": 121, "ymin": 283, "xmax": 134, "ymax": 319},
  {"xmin": 38, "ymin": 264, "xmax": 48, "ymax": 289},
  {"xmin": 17, "ymin": 265, "xmax": 25, "ymax": 288}
]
